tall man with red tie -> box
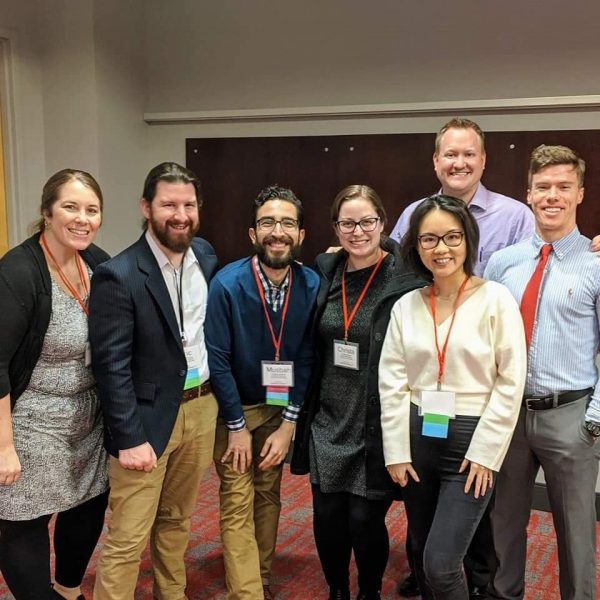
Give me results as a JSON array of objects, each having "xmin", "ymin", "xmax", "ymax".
[{"xmin": 484, "ymin": 145, "xmax": 600, "ymax": 600}]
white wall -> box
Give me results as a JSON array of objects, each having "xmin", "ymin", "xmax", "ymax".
[
  {"xmin": 142, "ymin": 0, "xmax": 600, "ymax": 178},
  {"xmin": 37, "ymin": 0, "xmax": 100, "ymax": 177},
  {"xmin": 92, "ymin": 0, "xmax": 147, "ymax": 254},
  {"xmin": 144, "ymin": 0, "xmax": 600, "ymax": 113},
  {"xmin": 0, "ymin": 1, "xmax": 47, "ymax": 239},
  {"xmin": 0, "ymin": 0, "xmax": 146, "ymax": 254}
]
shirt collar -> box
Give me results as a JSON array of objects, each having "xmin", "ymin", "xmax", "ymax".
[
  {"xmin": 531, "ymin": 227, "xmax": 580, "ymax": 260},
  {"xmin": 145, "ymin": 230, "xmax": 198, "ymax": 270},
  {"xmin": 253, "ymin": 255, "xmax": 290, "ymax": 290},
  {"xmin": 467, "ymin": 183, "xmax": 488, "ymax": 210},
  {"xmin": 439, "ymin": 182, "xmax": 487, "ymax": 211}
]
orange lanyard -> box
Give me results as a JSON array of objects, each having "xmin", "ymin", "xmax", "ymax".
[
  {"xmin": 41, "ymin": 233, "xmax": 89, "ymax": 316},
  {"xmin": 428, "ymin": 276, "xmax": 469, "ymax": 388},
  {"xmin": 341, "ymin": 252, "xmax": 385, "ymax": 341},
  {"xmin": 251, "ymin": 260, "xmax": 293, "ymax": 362}
]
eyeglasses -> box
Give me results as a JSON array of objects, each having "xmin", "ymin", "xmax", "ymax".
[
  {"xmin": 417, "ymin": 231, "xmax": 465, "ymax": 249},
  {"xmin": 255, "ymin": 217, "xmax": 299, "ymax": 232},
  {"xmin": 335, "ymin": 217, "xmax": 381, "ymax": 234}
]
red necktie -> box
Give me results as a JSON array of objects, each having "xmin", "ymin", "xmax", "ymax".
[{"xmin": 520, "ymin": 244, "xmax": 552, "ymax": 348}]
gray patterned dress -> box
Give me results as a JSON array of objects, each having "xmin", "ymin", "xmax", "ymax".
[
  {"xmin": 0, "ymin": 276, "xmax": 108, "ymax": 520},
  {"xmin": 309, "ymin": 255, "xmax": 394, "ymax": 496}
]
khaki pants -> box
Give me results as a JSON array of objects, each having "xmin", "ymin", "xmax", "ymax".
[
  {"xmin": 94, "ymin": 393, "xmax": 218, "ymax": 600},
  {"xmin": 214, "ymin": 404, "xmax": 284, "ymax": 600}
]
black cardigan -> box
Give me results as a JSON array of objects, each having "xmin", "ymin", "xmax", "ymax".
[
  {"xmin": 0, "ymin": 232, "xmax": 110, "ymax": 407},
  {"xmin": 290, "ymin": 237, "xmax": 425, "ymax": 500}
]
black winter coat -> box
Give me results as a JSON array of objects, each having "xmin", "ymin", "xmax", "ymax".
[{"xmin": 291, "ymin": 237, "xmax": 425, "ymax": 500}]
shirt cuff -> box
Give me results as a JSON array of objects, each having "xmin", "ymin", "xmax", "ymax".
[
  {"xmin": 282, "ymin": 404, "xmax": 300, "ymax": 423},
  {"xmin": 584, "ymin": 396, "xmax": 600, "ymax": 423},
  {"xmin": 226, "ymin": 416, "xmax": 246, "ymax": 431}
]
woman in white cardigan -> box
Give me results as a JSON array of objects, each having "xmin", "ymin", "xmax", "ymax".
[{"xmin": 379, "ymin": 194, "xmax": 526, "ymax": 600}]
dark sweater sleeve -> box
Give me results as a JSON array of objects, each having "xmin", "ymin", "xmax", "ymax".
[
  {"xmin": 0, "ymin": 265, "xmax": 34, "ymax": 398},
  {"xmin": 283, "ymin": 276, "xmax": 317, "ymax": 421},
  {"xmin": 205, "ymin": 277, "xmax": 246, "ymax": 428}
]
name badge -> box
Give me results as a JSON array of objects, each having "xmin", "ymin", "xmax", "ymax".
[
  {"xmin": 84, "ymin": 341, "xmax": 92, "ymax": 367},
  {"xmin": 420, "ymin": 390, "xmax": 456, "ymax": 439},
  {"xmin": 333, "ymin": 339, "xmax": 359, "ymax": 370},
  {"xmin": 420, "ymin": 390, "xmax": 456, "ymax": 418},
  {"xmin": 184, "ymin": 344, "xmax": 202, "ymax": 390},
  {"xmin": 261, "ymin": 361, "xmax": 294, "ymax": 387}
]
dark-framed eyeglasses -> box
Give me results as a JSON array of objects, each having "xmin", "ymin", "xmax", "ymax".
[
  {"xmin": 335, "ymin": 217, "xmax": 381, "ymax": 234},
  {"xmin": 417, "ymin": 231, "xmax": 465, "ymax": 249},
  {"xmin": 255, "ymin": 217, "xmax": 299, "ymax": 232}
]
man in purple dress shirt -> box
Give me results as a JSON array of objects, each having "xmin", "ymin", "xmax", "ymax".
[
  {"xmin": 390, "ymin": 117, "xmax": 535, "ymax": 277},
  {"xmin": 391, "ymin": 117, "xmax": 534, "ymax": 600}
]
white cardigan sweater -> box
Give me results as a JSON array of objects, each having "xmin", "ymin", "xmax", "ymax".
[{"xmin": 379, "ymin": 281, "xmax": 527, "ymax": 471}]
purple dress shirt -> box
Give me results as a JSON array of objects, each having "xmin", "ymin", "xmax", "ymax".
[{"xmin": 389, "ymin": 183, "xmax": 535, "ymax": 276}]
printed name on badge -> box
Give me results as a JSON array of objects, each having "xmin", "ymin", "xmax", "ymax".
[
  {"xmin": 333, "ymin": 339, "xmax": 359, "ymax": 370},
  {"xmin": 261, "ymin": 361, "xmax": 294, "ymax": 387}
]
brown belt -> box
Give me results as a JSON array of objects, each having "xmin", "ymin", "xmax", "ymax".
[{"xmin": 182, "ymin": 381, "xmax": 212, "ymax": 403}]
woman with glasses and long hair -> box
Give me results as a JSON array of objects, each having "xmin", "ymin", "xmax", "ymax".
[
  {"xmin": 292, "ymin": 185, "xmax": 423, "ymax": 600},
  {"xmin": 378, "ymin": 194, "xmax": 526, "ymax": 600},
  {"xmin": 0, "ymin": 169, "xmax": 110, "ymax": 600}
]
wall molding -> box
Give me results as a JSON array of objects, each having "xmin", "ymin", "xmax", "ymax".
[{"xmin": 144, "ymin": 95, "xmax": 600, "ymax": 125}]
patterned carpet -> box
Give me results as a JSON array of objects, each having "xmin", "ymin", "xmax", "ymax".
[{"xmin": 1, "ymin": 467, "xmax": 598, "ymax": 599}]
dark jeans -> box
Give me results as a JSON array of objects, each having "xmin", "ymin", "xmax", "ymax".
[
  {"xmin": 405, "ymin": 504, "xmax": 494, "ymax": 589},
  {"xmin": 0, "ymin": 490, "xmax": 108, "ymax": 600},
  {"xmin": 312, "ymin": 485, "xmax": 392, "ymax": 595},
  {"xmin": 403, "ymin": 405, "xmax": 493, "ymax": 600}
]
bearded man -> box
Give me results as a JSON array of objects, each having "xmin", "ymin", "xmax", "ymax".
[
  {"xmin": 205, "ymin": 185, "xmax": 319, "ymax": 600},
  {"xmin": 89, "ymin": 162, "xmax": 219, "ymax": 600}
]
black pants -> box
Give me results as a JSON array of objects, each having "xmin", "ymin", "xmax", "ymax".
[
  {"xmin": 403, "ymin": 406, "xmax": 493, "ymax": 600},
  {"xmin": 312, "ymin": 484, "xmax": 392, "ymax": 595},
  {"xmin": 0, "ymin": 490, "xmax": 108, "ymax": 600}
]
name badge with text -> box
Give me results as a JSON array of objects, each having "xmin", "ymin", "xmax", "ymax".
[
  {"xmin": 333, "ymin": 339, "xmax": 359, "ymax": 370},
  {"xmin": 261, "ymin": 361, "xmax": 294, "ymax": 388}
]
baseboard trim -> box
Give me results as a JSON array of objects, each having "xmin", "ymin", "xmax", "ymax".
[{"xmin": 532, "ymin": 482, "xmax": 600, "ymax": 521}]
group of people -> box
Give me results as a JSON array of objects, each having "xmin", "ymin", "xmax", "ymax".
[{"xmin": 0, "ymin": 117, "xmax": 598, "ymax": 600}]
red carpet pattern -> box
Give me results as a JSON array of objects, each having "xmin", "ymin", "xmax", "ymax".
[{"xmin": 1, "ymin": 467, "xmax": 598, "ymax": 599}]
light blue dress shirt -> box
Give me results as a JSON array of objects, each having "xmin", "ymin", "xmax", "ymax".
[{"xmin": 485, "ymin": 228, "xmax": 600, "ymax": 423}]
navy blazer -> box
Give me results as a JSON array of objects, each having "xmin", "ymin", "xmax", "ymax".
[{"xmin": 88, "ymin": 234, "xmax": 218, "ymax": 458}]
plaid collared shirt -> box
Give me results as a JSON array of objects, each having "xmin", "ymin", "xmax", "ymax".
[{"xmin": 253, "ymin": 255, "xmax": 290, "ymax": 312}]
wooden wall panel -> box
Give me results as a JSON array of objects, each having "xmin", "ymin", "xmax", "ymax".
[{"xmin": 186, "ymin": 131, "xmax": 600, "ymax": 266}]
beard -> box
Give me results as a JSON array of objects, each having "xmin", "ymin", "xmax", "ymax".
[
  {"xmin": 149, "ymin": 214, "xmax": 200, "ymax": 253},
  {"xmin": 253, "ymin": 233, "xmax": 302, "ymax": 270}
]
